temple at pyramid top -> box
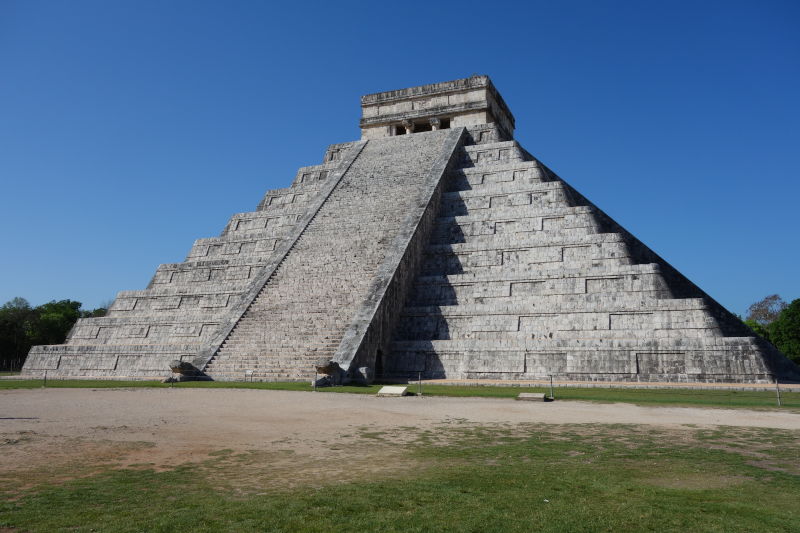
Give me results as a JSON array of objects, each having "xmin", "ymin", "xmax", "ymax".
[{"xmin": 360, "ymin": 75, "xmax": 515, "ymax": 140}]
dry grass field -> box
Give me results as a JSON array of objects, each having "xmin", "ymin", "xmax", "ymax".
[{"xmin": 1, "ymin": 388, "xmax": 799, "ymax": 532}]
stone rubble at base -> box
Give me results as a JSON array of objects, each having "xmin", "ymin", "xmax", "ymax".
[{"xmin": 21, "ymin": 75, "xmax": 800, "ymax": 384}]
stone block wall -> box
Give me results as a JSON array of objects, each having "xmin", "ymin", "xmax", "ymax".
[
  {"xmin": 360, "ymin": 76, "xmax": 514, "ymax": 141},
  {"xmin": 386, "ymin": 125, "xmax": 798, "ymax": 383}
]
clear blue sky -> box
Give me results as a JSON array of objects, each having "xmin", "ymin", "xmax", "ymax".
[{"xmin": 1, "ymin": 0, "xmax": 798, "ymax": 316}]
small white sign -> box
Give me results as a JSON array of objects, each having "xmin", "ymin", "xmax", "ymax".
[
  {"xmin": 377, "ymin": 386, "xmax": 409, "ymax": 397},
  {"xmin": 516, "ymin": 392, "xmax": 546, "ymax": 401}
]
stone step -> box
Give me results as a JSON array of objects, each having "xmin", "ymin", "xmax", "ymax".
[
  {"xmin": 429, "ymin": 226, "xmax": 596, "ymax": 246},
  {"xmin": 426, "ymin": 231, "xmax": 626, "ymax": 254},
  {"xmin": 219, "ymin": 346, "xmax": 340, "ymax": 353},
  {"xmin": 208, "ymin": 365, "xmax": 324, "ymax": 373},
  {"xmin": 209, "ymin": 357, "xmax": 328, "ymax": 365},
  {"xmin": 442, "ymin": 179, "xmax": 566, "ymax": 199},
  {"xmin": 435, "ymin": 204, "xmax": 594, "ymax": 224},
  {"xmin": 207, "ymin": 373, "xmax": 314, "ymax": 382},
  {"xmin": 208, "ymin": 365, "xmax": 323, "ymax": 372},
  {"xmin": 390, "ymin": 336, "xmax": 761, "ymax": 352},
  {"xmin": 406, "ymin": 293, "xmax": 672, "ymax": 309},
  {"xmin": 394, "ymin": 328, "xmax": 724, "ymax": 342},
  {"xmin": 414, "ymin": 262, "xmax": 663, "ymax": 285},
  {"xmin": 400, "ymin": 297, "xmax": 710, "ymax": 316},
  {"xmin": 420, "ymin": 257, "xmax": 634, "ymax": 278}
]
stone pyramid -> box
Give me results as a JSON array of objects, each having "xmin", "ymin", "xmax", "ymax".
[{"xmin": 22, "ymin": 76, "xmax": 799, "ymax": 383}]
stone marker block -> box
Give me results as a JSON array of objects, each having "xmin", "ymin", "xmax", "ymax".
[
  {"xmin": 516, "ymin": 392, "xmax": 546, "ymax": 401},
  {"xmin": 377, "ymin": 386, "xmax": 409, "ymax": 397}
]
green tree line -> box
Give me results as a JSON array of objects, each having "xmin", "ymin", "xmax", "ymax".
[
  {"xmin": 0, "ymin": 297, "xmax": 107, "ymax": 371},
  {"xmin": 743, "ymin": 294, "xmax": 800, "ymax": 365}
]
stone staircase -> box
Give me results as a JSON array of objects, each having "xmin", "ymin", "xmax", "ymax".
[{"xmin": 204, "ymin": 129, "xmax": 459, "ymax": 381}]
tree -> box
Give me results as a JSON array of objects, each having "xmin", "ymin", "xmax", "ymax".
[
  {"xmin": 26, "ymin": 300, "xmax": 83, "ymax": 346},
  {"xmin": 769, "ymin": 299, "xmax": 800, "ymax": 364},
  {"xmin": 0, "ymin": 297, "xmax": 109, "ymax": 370},
  {"xmin": 0, "ymin": 297, "xmax": 36, "ymax": 369},
  {"xmin": 82, "ymin": 299, "xmax": 112, "ymax": 318},
  {"xmin": 746, "ymin": 294, "xmax": 787, "ymax": 326},
  {"xmin": 744, "ymin": 319, "xmax": 770, "ymax": 342},
  {"xmin": 82, "ymin": 307, "xmax": 107, "ymax": 318}
]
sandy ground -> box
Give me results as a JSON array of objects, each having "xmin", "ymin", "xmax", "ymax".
[{"xmin": 1, "ymin": 388, "xmax": 799, "ymax": 488}]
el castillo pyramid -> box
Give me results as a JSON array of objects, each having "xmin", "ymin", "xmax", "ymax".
[{"xmin": 22, "ymin": 76, "xmax": 799, "ymax": 384}]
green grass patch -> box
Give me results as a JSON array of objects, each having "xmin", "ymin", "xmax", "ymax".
[
  {"xmin": 1, "ymin": 378, "xmax": 795, "ymax": 409},
  {"xmin": 1, "ymin": 424, "xmax": 798, "ymax": 532},
  {"xmin": 418, "ymin": 384, "xmax": 799, "ymax": 409}
]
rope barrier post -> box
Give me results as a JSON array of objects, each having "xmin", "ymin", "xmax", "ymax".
[
  {"xmin": 313, "ymin": 371, "xmax": 317, "ymax": 392},
  {"xmin": 775, "ymin": 377, "xmax": 782, "ymax": 407},
  {"xmin": 549, "ymin": 374, "xmax": 554, "ymax": 400},
  {"xmin": 418, "ymin": 372, "xmax": 422, "ymax": 397},
  {"xmin": 43, "ymin": 370, "xmax": 47, "ymax": 388}
]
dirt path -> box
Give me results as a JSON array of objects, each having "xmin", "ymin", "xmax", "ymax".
[{"xmin": 1, "ymin": 388, "xmax": 798, "ymax": 484}]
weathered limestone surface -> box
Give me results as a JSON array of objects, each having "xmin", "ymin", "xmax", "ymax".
[
  {"xmin": 204, "ymin": 129, "xmax": 463, "ymax": 381},
  {"xmin": 360, "ymin": 76, "xmax": 514, "ymax": 141},
  {"xmin": 22, "ymin": 144, "xmax": 362, "ymax": 378},
  {"xmin": 386, "ymin": 124, "xmax": 797, "ymax": 383},
  {"xmin": 22, "ymin": 75, "xmax": 800, "ymax": 383}
]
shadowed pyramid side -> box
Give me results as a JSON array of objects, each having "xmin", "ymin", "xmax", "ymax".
[{"xmin": 387, "ymin": 122, "xmax": 799, "ymax": 383}]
